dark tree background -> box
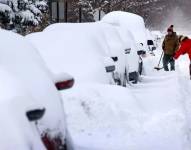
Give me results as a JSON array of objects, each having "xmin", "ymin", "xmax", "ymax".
[
  {"xmin": 0, "ymin": 0, "xmax": 190, "ymax": 33},
  {"xmin": 0, "ymin": 0, "xmax": 48, "ymax": 34},
  {"xmin": 66, "ymin": 0, "xmax": 191, "ymax": 30}
]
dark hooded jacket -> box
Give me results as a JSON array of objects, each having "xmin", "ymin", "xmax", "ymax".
[{"xmin": 162, "ymin": 32, "xmax": 179, "ymax": 55}]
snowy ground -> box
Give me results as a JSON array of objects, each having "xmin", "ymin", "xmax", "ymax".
[
  {"xmin": 130, "ymin": 48, "xmax": 191, "ymax": 150},
  {"xmin": 62, "ymin": 43, "xmax": 191, "ymax": 150}
]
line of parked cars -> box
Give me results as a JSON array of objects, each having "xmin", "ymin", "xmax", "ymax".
[
  {"xmin": 0, "ymin": 11, "xmax": 158, "ymax": 150},
  {"xmin": 30, "ymin": 11, "xmax": 156, "ymax": 86},
  {"xmin": 0, "ymin": 29, "xmax": 75, "ymax": 149}
]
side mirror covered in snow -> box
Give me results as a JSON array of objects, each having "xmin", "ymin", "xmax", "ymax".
[
  {"xmin": 104, "ymin": 57, "xmax": 116, "ymax": 73},
  {"xmin": 53, "ymin": 73, "xmax": 74, "ymax": 90},
  {"xmin": 111, "ymin": 57, "xmax": 118, "ymax": 62},
  {"xmin": 26, "ymin": 108, "xmax": 46, "ymax": 122},
  {"xmin": 137, "ymin": 50, "xmax": 146, "ymax": 56}
]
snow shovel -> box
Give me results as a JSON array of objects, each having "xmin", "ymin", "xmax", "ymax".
[{"xmin": 154, "ymin": 51, "xmax": 164, "ymax": 71}]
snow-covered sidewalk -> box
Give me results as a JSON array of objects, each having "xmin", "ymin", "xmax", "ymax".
[
  {"xmin": 130, "ymin": 72, "xmax": 191, "ymax": 150},
  {"xmin": 62, "ymin": 49, "xmax": 191, "ymax": 150}
]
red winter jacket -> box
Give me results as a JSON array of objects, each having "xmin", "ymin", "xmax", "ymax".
[{"xmin": 174, "ymin": 39, "xmax": 191, "ymax": 60}]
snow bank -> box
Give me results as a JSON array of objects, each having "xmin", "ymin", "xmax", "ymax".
[
  {"xmin": 131, "ymin": 71, "xmax": 191, "ymax": 150},
  {"xmin": 62, "ymin": 71, "xmax": 191, "ymax": 150},
  {"xmin": 61, "ymin": 83, "xmax": 145, "ymax": 150}
]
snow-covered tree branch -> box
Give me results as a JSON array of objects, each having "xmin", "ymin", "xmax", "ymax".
[{"xmin": 0, "ymin": 0, "xmax": 48, "ymax": 34}]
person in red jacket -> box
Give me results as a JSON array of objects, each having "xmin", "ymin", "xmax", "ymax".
[{"xmin": 174, "ymin": 35, "xmax": 191, "ymax": 79}]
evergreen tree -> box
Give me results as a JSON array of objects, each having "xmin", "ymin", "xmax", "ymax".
[
  {"xmin": 78, "ymin": 0, "xmax": 108, "ymax": 22},
  {"xmin": 0, "ymin": 0, "xmax": 48, "ymax": 34}
]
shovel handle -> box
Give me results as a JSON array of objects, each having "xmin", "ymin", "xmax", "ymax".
[{"xmin": 157, "ymin": 51, "xmax": 164, "ymax": 67}]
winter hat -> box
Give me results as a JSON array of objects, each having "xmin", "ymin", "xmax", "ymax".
[
  {"xmin": 167, "ymin": 25, "xmax": 174, "ymax": 32},
  {"xmin": 178, "ymin": 35, "xmax": 188, "ymax": 42}
]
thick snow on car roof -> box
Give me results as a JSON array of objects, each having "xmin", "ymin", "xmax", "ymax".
[
  {"xmin": 102, "ymin": 11, "xmax": 147, "ymax": 47},
  {"xmin": 27, "ymin": 23, "xmax": 112, "ymax": 84}
]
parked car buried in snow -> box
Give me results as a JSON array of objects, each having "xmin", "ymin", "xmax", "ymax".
[
  {"xmin": 26, "ymin": 23, "xmax": 148, "ymax": 150},
  {"xmin": 99, "ymin": 22, "xmax": 144, "ymax": 84},
  {"xmin": 27, "ymin": 23, "xmax": 117, "ymax": 85},
  {"xmin": 0, "ymin": 29, "xmax": 74, "ymax": 149}
]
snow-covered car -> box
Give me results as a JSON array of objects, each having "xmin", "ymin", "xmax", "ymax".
[
  {"xmin": 27, "ymin": 23, "xmax": 116, "ymax": 85},
  {"xmin": 101, "ymin": 11, "xmax": 148, "ymax": 52},
  {"xmin": 0, "ymin": 69, "xmax": 46, "ymax": 150},
  {"xmin": 0, "ymin": 29, "xmax": 74, "ymax": 149},
  {"xmin": 99, "ymin": 22, "xmax": 142, "ymax": 84}
]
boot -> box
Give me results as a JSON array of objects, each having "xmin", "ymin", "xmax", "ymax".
[{"xmin": 170, "ymin": 66, "xmax": 175, "ymax": 71}]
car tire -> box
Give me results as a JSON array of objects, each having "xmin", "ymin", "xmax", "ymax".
[{"xmin": 129, "ymin": 71, "xmax": 139, "ymax": 84}]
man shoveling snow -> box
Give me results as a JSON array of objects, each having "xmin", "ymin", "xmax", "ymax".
[{"xmin": 162, "ymin": 25, "xmax": 179, "ymax": 71}]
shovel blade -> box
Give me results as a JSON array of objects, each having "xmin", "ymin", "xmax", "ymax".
[{"xmin": 154, "ymin": 67, "xmax": 162, "ymax": 71}]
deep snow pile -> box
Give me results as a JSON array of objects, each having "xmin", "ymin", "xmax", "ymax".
[
  {"xmin": 62, "ymin": 47, "xmax": 191, "ymax": 150},
  {"xmin": 62, "ymin": 74, "xmax": 191, "ymax": 150},
  {"xmin": 62, "ymin": 84, "xmax": 145, "ymax": 149}
]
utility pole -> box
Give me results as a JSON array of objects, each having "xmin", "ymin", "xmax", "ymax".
[
  {"xmin": 57, "ymin": 1, "xmax": 59, "ymax": 22},
  {"xmin": 98, "ymin": 2, "xmax": 101, "ymax": 21},
  {"xmin": 48, "ymin": 0, "xmax": 52, "ymax": 22},
  {"xmin": 79, "ymin": 6, "xmax": 82, "ymax": 22},
  {"xmin": 64, "ymin": 0, "xmax": 68, "ymax": 22}
]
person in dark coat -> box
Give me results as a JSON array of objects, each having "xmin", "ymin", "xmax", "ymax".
[
  {"xmin": 174, "ymin": 36, "xmax": 191, "ymax": 79},
  {"xmin": 162, "ymin": 25, "xmax": 179, "ymax": 71}
]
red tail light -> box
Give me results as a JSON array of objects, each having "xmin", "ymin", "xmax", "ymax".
[
  {"xmin": 55, "ymin": 79, "xmax": 74, "ymax": 90},
  {"xmin": 41, "ymin": 133, "xmax": 67, "ymax": 150}
]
